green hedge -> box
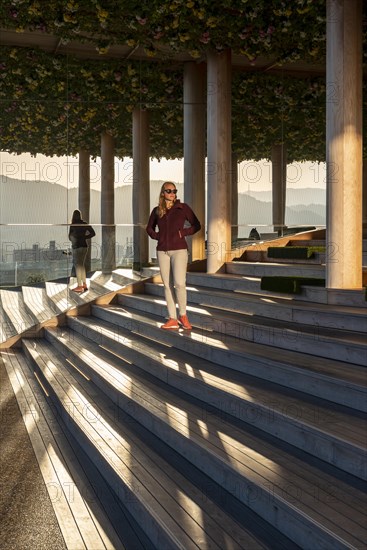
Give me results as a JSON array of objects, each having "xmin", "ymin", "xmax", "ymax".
[
  {"xmin": 261, "ymin": 276, "xmax": 326, "ymax": 294},
  {"xmin": 267, "ymin": 246, "xmax": 326, "ymax": 259}
]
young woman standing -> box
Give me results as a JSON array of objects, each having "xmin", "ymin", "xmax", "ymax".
[
  {"xmin": 68, "ymin": 209, "xmax": 95, "ymax": 292},
  {"xmin": 146, "ymin": 181, "xmax": 201, "ymax": 329}
]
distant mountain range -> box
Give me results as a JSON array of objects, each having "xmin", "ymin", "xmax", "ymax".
[
  {"xmin": 0, "ymin": 176, "xmax": 325, "ymax": 249},
  {"xmin": 238, "ymin": 193, "xmax": 325, "ymax": 227},
  {"xmin": 246, "ymin": 187, "xmax": 326, "ymax": 206}
]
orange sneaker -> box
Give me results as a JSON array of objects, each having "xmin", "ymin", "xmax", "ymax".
[
  {"xmin": 178, "ymin": 315, "xmax": 192, "ymax": 330},
  {"xmin": 72, "ymin": 286, "xmax": 84, "ymax": 293},
  {"xmin": 161, "ymin": 318, "xmax": 180, "ymax": 329}
]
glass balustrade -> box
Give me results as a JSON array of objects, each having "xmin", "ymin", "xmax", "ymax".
[{"xmin": 0, "ymin": 221, "xmax": 326, "ymax": 289}]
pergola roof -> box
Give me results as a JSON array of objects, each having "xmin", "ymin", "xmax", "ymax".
[
  {"xmin": 0, "ymin": 27, "xmax": 326, "ymax": 77},
  {"xmin": 0, "ymin": 1, "xmax": 365, "ymax": 161}
]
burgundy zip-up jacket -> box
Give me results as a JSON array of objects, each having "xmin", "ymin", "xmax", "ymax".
[{"xmin": 146, "ymin": 200, "xmax": 201, "ymax": 251}]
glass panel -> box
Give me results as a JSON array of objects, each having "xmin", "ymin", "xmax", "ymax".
[{"xmin": 0, "ymin": 223, "xmax": 143, "ymax": 287}]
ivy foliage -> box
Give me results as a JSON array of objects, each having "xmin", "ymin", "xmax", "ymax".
[
  {"xmin": 0, "ymin": 1, "xmax": 328, "ymax": 62},
  {"xmin": 0, "ymin": 1, "xmax": 365, "ymax": 160}
]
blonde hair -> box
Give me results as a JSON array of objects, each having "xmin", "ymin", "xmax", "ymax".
[{"xmin": 157, "ymin": 181, "xmax": 177, "ymax": 218}]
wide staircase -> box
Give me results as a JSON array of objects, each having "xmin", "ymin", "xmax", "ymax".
[{"xmin": 1, "ymin": 244, "xmax": 366, "ymax": 549}]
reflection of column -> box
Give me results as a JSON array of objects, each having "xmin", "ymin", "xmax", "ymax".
[
  {"xmin": 231, "ymin": 153, "xmax": 238, "ymax": 242},
  {"xmin": 78, "ymin": 149, "xmax": 91, "ymax": 272},
  {"xmin": 101, "ymin": 131, "xmax": 115, "ymax": 272},
  {"xmin": 326, "ymin": 0, "xmax": 362, "ymax": 289},
  {"xmin": 207, "ymin": 49, "xmax": 232, "ymax": 273},
  {"xmin": 184, "ymin": 62, "xmax": 206, "ymax": 261},
  {"xmin": 272, "ymin": 143, "xmax": 287, "ymax": 234},
  {"xmin": 133, "ymin": 108, "xmax": 150, "ymax": 270}
]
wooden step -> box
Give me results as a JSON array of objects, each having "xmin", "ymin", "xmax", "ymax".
[
  {"xmin": 186, "ymin": 272, "xmax": 367, "ymax": 307},
  {"xmin": 130, "ymin": 288, "xmax": 366, "ymax": 366},
  {"xmin": 0, "ymin": 288, "xmax": 38, "ymax": 334},
  {"xmin": 22, "ymin": 337, "xmax": 367, "ymax": 550},
  {"xmin": 22, "ymin": 339, "xmax": 278, "ymax": 550},
  {"xmin": 2, "ymin": 348, "xmax": 130, "ymax": 550},
  {"xmin": 46, "ymin": 321, "xmax": 367, "ymax": 476},
  {"xmin": 226, "ymin": 261, "xmax": 325, "ymax": 278},
  {"xmin": 111, "ymin": 268, "xmax": 144, "ymax": 287},
  {"xmin": 22, "ymin": 285, "xmax": 59, "ymax": 323},
  {"xmin": 45, "ymin": 282, "xmax": 82, "ymax": 313},
  {"xmin": 244, "ymin": 250, "xmax": 325, "ymax": 265},
  {"xmin": 186, "ymin": 272, "xmax": 326, "ymax": 302},
  {"xmin": 89, "ymin": 272, "xmax": 126, "ymax": 293},
  {"xmin": 0, "ymin": 303, "xmax": 17, "ymax": 343},
  {"xmin": 87, "ymin": 304, "xmax": 367, "ymax": 480},
  {"xmin": 114, "ymin": 293, "xmax": 367, "ymax": 411},
  {"xmin": 145, "ymin": 279, "xmax": 367, "ymax": 334}
]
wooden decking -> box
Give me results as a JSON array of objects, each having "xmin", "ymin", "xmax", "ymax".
[
  {"xmin": 2, "ymin": 349, "xmax": 140, "ymax": 550},
  {"xmin": 1, "ymin": 259, "xmax": 366, "ymax": 549},
  {"xmin": 0, "ymin": 270, "xmax": 143, "ymax": 348}
]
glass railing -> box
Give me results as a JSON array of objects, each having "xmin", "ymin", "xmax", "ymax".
[
  {"xmin": 0, "ymin": 222, "xmax": 326, "ymax": 288},
  {"xmin": 0, "ymin": 223, "xmax": 135, "ymax": 288}
]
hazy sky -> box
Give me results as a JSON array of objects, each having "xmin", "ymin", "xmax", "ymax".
[{"xmin": 0, "ymin": 151, "xmax": 326, "ymax": 192}]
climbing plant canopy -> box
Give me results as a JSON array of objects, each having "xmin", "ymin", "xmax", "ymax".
[
  {"xmin": 0, "ymin": 1, "xmax": 329, "ymax": 61},
  {"xmin": 0, "ymin": 1, "xmax": 365, "ymax": 161}
]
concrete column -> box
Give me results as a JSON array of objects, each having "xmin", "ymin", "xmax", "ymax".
[
  {"xmin": 326, "ymin": 0, "xmax": 362, "ymax": 289},
  {"xmin": 183, "ymin": 62, "xmax": 206, "ymax": 261},
  {"xmin": 206, "ymin": 49, "xmax": 232, "ymax": 273},
  {"xmin": 231, "ymin": 153, "xmax": 239, "ymax": 242},
  {"xmin": 132, "ymin": 108, "xmax": 150, "ymax": 270},
  {"xmin": 363, "ymin": 160, "xmax": 367, "ymax": 229},
  {"xmin": 78, "ymin": 149, "xmax": 90, "ymax": 222},
  {"xmin": 78, "ymin": 149, "xmax": 91, "ymax": 272},
  {"xmin": 271, "ymin": 143, "xmax": 287, "ymax": 235},
  {"xmin": 101, "ymin": 131, "xmax": 115, "ymax": 272}
]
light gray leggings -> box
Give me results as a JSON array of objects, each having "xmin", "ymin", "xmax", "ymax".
[
  {"xmin": 157, "ymin": 249, "xmax": 188, "ymax": 319},
  {"xmin": 72, "ymin": 247, "xmax": 88, "ymax": 286}
]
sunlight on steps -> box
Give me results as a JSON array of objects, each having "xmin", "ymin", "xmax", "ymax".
[{"xmin": 1, "ymin": 254, "xmax": 366, "ymax": 549}]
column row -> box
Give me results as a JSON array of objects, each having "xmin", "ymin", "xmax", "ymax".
[{"xmin": 78, "ymin": 1, "xmax": 364, "ymax": 291}]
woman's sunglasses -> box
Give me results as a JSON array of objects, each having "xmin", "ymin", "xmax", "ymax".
[{"xmin": 164, "ymin": 189, "xmax": 177, "ymax": 194}]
